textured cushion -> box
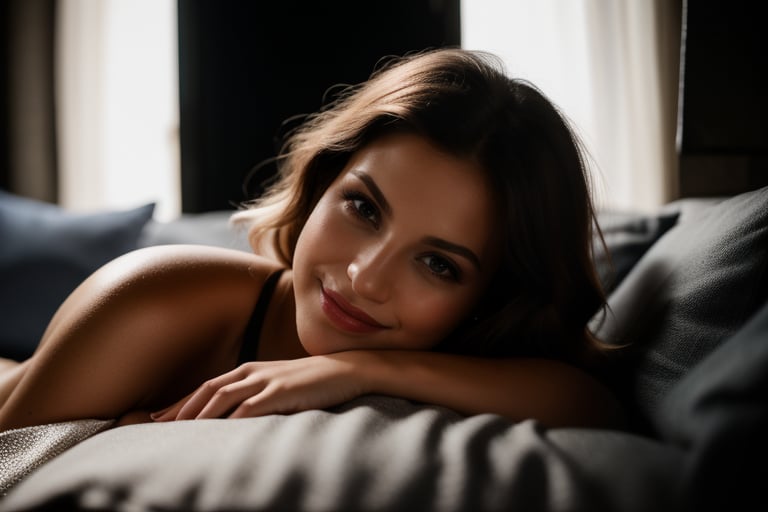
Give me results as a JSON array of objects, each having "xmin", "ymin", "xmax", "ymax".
[
  {"xmin": 0, "ymin": 191, "xmax": 155, "ymax": 360},
  {"xmin": 594, "ymin": 210, "xmax": 679, "ymax": 293},
  {"xmin": 0, "ymin": 419, "xmax": 113, "ymax": 496},
  {"xmin": 1, "ymin": 396, "xmax": 684, "ymax": 511},
  {"xmin": 596, "ymin": 185, "xmax": 768, "ymax": 434}
]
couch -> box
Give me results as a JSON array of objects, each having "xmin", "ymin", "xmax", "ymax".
[{"xmin": 1, "ymin": 185, "xmax": 766, "ymax": 511}]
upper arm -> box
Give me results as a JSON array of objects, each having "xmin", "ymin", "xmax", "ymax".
[
  {"xmin": 40, "ymin": 245, "xmax": 274, "ymax": 347},
  {"xmin": 1, "ymin": 245, "xmax": 279, "ymax": 428}
]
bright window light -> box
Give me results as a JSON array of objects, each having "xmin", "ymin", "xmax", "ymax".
[
  {"xmin": 461, "ymin": 0, "xmax": 677, "ymax": 212},
  {"xmin": 56, "ymin": 0, "xmax": 180, "ymax": 221}
]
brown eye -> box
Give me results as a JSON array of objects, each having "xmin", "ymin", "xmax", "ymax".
[
  {"xmin": 342, "ymin": 189, "xmax": 380, "ymax": 228},
  {"xmin": 352, "ymin": 198, "xmax": 377, "ymax": 222},
  {"xmin": 419, "ymin": 255, "xmax": 460, "ymax": 281}
]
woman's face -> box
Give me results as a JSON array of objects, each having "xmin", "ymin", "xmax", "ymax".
[{"xmin": 292, "ymin": 133, "xmax": 500, "ymax": 355}]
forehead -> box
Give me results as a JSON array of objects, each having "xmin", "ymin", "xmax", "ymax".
[{"xmin": 337, "ymin": 133, "xmax": 498, "ymax": 259}]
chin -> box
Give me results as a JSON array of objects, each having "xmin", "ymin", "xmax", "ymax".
[{"xmin": 295, "ymin": 325, "xmax": 340, "ymax": 356}]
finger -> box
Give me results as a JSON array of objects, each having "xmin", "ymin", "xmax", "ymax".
[
  {"xmin": 228, "ymin": 385, "xmax": 293, "ymax": 419},
  {"xmin": 195, "ymin": 379, "xmax": 266, "ymax": 419},
  {"xmin": 228, "ymin": 395, "xmax": 272, "ymax": 419},
  {"xmin": 152, "ymin": 364, "xmax": 254, "ymax": 421},
  {"xmin": 174, "ymin": 381, "xmax": 230, "ymax": 420},
  {"xmin": 150, "ymin": 390, "xmax": 195, "ymax": 422},
  {"xmin": 176, "ymin": 367, "xmax": 255, "ymax": 420},
  {"xmin": 150, "ymin": 407, "xmax": 176, "ymax": 422}
]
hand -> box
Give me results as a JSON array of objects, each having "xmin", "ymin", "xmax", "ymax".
[{"xmin": 150, "ymin": 353, "xmax": 368, "ymax": 421}]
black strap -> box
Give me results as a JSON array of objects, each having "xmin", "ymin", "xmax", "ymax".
[{"xmin": 237, "ymin": 269, "xmax": 284, "ymax": 364}]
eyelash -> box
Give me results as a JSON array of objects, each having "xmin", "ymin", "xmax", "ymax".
[
  {"xmin": 419, "ymin": 254, "xmax": 461, "ymax": 282},
  {"xmin": 340, "ymin": 188, "xmax": 461, "ymax": 283},
  {"xmin": 341, "ymin": 189, "xmax": 380, "ymax": 227}
]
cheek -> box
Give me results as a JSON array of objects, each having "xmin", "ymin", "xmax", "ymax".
[
  {"xmin": 295, "ymin": 201, "xmax": 352, "ymax": 262},
  {"xmin": 396, "ymin": 289, "xmax": 476, "ymax": 349},
  {"xmin": 294, "ymin": 204, "xmax": 335, "ymax": 270}
]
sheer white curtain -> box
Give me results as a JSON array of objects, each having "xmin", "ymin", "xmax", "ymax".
[
  {"xmin": 56, "ymin": 0, "xmax": 180, "ymax": 220},
  {"xmin": 461, "ymin": 0, "xmax": 681, "ymax": 212}
]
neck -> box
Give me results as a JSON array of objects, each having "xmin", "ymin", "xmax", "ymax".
[{"xmin": 256, "ymin": 270, "xmax": 308, "ymax": 361}]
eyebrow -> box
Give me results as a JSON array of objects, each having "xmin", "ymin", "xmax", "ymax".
[
  {"xmin": 351, "ymin": 170, "xmax": 482, "ymax": 272},
  {"xmin": 423, "ymin": 237, "xmax": 482, "ymax": 271},
  {"xmin": 352, "ymin": 170, "xmax": 392, "ymax": 217}
]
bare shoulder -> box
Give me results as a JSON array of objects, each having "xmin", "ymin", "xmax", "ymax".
[
  {"xmin": 92, "ymin": 244, "xmax": 279, "ymax": 281},
  {"xmin": 40, "ymin": 245, "xmax": 285, "ymax": 347},
  {"xmin": 82, "ymin": 245, "xmax": 280, "ymax": 306}
]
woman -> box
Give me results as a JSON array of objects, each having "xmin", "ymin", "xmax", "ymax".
[{"xmin": 0, "ymin": 48, "xmax": 623, "ymax": 431}]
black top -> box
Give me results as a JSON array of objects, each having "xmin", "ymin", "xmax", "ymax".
[{"xmin": 237, "ymin": 269, "xmax": 285, "ymax": 364}]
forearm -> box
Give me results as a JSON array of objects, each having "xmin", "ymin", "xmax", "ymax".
[
  {"xmin": 151, "ymin": 350, "xmax": 623, "ymax": 428},
  {"xmin": 351, "ymin": 350, "xmax": 624, "ymax": 429}
]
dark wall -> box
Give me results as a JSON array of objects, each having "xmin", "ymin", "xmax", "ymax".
[
  {"xmin": 0, "ymin": 0, "xmax": 58, "ymax": 201},
  {"xmin": 678, "ymin": 0, "xmax": 768, "ymax": 197},
  {"xmin": 0, "ymin": 0, "xmax": 12, "ymax": 191},
  {"xmin": 178, "ymin": 0, "xmax": 460, "ymax": 213}
]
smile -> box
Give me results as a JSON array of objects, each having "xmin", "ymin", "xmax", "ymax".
[{"xmin": 320, "ymin": 285, "xmax": 387, "ymax": 334}]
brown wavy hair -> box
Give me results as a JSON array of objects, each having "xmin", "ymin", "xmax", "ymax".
[{"xmin": 232, "ymin": 48, "xmax": 610, "ymax": 368}]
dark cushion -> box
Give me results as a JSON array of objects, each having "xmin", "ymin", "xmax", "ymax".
[
  {"xmin": 594, "ymin": 210, "xmax": 680, "ymax": 293},
  {"xmin": 595, "ymin": 185, "xmax": 768, "ymax": 434},
  {"xmin": 0, "ymin": 190, "xmax": 155, "ymax": 360},
  {"xmin": 656, "ymin": 300, "xmax": 768, "ymax": 511}
]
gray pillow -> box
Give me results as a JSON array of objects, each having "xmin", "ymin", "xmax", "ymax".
[
  {"xmin": 138, "ymin": 210, "xmax": 251, "ymax": 252},
  {"xmin": 596, "ymin": 185, "xmax": 768, "ymax": 434},
  {"xmin": 594, "ymin": 210, "xmax": 680, "ymax": 293},
  {"xmin": 1, "ymin": 396, "xmax": 685, "ymax": 511},
  {"xmin": 656, "ymin": 300, "xmax": 768, "ymax": 511},
  {"xmin": 0, "ymin": 190, "xmax": 155, "ymax": 360}
]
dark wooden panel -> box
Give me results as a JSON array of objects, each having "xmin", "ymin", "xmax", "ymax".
[
  {"xmin": 678, "ymin": 0, "xmax": 768, "ymax": 198},
  {"xmin": 177, "ymin": 0, "xmax": 460, "ymax": 213}
]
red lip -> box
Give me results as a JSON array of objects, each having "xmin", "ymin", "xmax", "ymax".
[{"xmin": 321, "ymin": 286, "xmax": 387, "ymax": 334}]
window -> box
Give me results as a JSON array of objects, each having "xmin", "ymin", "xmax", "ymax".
[{"xmin": 56, "ymin": 0, "xmax": 180, "ymax": 220}]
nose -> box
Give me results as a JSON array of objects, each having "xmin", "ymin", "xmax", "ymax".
[{"xmin": 347, "ymin": 245, "xmax": 393, "ymax": 304}]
